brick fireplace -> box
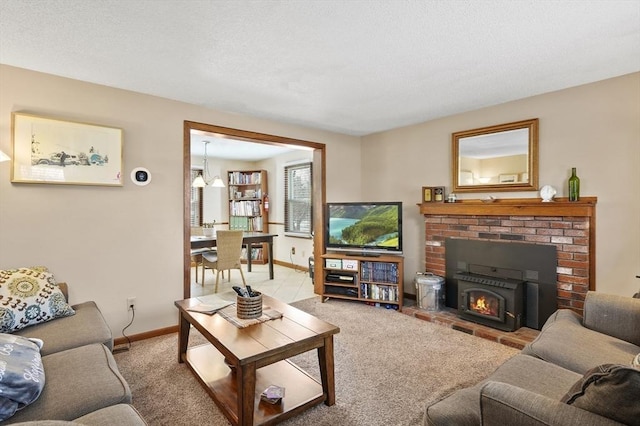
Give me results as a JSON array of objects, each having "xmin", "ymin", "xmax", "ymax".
[{"xmin": 419, "ymin": 197, "xmax": 597, "ymax": 316}]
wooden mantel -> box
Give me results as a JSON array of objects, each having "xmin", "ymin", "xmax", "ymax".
[{"xmin": 418, "ymin": 196, "xmax": 597, "ymax": 217}]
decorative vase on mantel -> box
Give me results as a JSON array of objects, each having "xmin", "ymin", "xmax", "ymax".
[{"xmin": 568, "ymin": 168, "xmax": 580, "ymax": 202}]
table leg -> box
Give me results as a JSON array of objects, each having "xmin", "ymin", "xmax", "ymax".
[
  {"xmin": 237, "ymin": 362, "xmax": 256, "ymax": 426},
  {"xmin": 246, "ymin": 242, "xmax": 253, "ymax": 272},
  {"xmin": 317, "ymin": 335, "xmax": 336, "ymax": 406},
  {"xmin": 177, "ymin": 313, "xmax": 190, "ymax": 364},
  {"xmin": 268, "ymin": 240, "xmax": 274, "ymax": 279}
]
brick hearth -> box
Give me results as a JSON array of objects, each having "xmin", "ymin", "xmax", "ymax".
[
  {"xmin": 402, "ymin": 303, "xmax": 539, "ymax": 349},
  {"xmin": 419, "ymin": 197, "xmax": 596, "ymax": 315}
]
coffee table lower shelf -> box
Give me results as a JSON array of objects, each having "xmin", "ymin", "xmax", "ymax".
[{"xmin": 184, "ymin": 344, "xmax": 325, "ymax": 426}]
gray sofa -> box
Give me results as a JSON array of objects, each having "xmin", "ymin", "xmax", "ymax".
[
  {"xmin": 425, "ymin": 291, "xmax": 640, "ymax": 426},
  {"xmin": 5, "ymin": 283, "xmax": 146, "ymax": 425}
]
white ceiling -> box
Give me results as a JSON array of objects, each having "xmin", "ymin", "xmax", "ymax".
[
  {"xmin": 1, "ymin": 1, "xmax": 639, "ymax": 153},
  {"xmin": 190, "ymin": 130, "xmax": 302, "ymax": 160}
]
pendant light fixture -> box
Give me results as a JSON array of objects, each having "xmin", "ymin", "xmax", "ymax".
[{"xmin": 192, "ymin": 140, "xmax": 225, "ymax": 188}]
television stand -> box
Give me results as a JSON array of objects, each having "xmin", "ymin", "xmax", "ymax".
[{"xmin": 321, "ymin": 253, "xmax": 404, "ymax": 311}]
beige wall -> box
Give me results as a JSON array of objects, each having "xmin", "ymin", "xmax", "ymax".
[
  {"xmin": 0, "ymin": 65, "xmax": 361, "ymax": 337},
  {"xmin": 362, "ymin": 72, "xmax": 640, "ymax": 298},
  {"xmin": 1, "ymin": 65, "xmax": 638, "ymax": 338}
]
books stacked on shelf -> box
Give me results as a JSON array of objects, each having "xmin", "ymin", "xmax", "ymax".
[
  {"xmin": 241, "ymin": 247, "xmax": 263, "ymax": 261},
  {"xmin": 229, "ymin": 216, "xmax": 263, "ymax": 231},
  {"xmin": 361, "ymin": 261, "xmax": 399, "ymax": 284},
  {"xmin": 230, "ymin": 200, "xmax": 261, "ymax": 216},
  {"xmin": 228, "ymin": 171, "xmax": 262, "ymax": 185},
  {"xmin": 228, "ymin": 185, "xmax": 262, "ymax": 200},
  {"xmin": 360, "ymin": 283, "xmax": 399, "ymax": 302}
]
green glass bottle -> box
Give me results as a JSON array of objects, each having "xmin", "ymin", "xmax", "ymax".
[{"xmin": 568, "ymin": 167, "xmax": 580, "ymax": 202}]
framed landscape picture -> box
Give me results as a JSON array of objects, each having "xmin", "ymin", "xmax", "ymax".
[{"xmin": 11, "ymin": 112, "xmax": 123, "ymax": 186}]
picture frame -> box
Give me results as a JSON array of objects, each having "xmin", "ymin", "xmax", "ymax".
[
  {"xmin": 11, "ymin": 112, "xmax": 123, "ymax": 186},
  {"xmin": 433, "ymin": 186, "xmax": 445, "ymax": 202},
  {"xmin": 422, "ymin": 186, "xmax": 433, "ymax": 203},
  {"xmin": 422, "ymin": 186, "xmax": 445, "ymax": 203},
  {"xmin": 498, "ymin": 174, "xmax": 518, "ymax": 184}
]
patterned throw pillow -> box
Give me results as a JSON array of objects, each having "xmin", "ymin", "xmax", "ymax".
[{"xmin": 0, "ymin": 267, "xmax": 75, "ymax": 333}]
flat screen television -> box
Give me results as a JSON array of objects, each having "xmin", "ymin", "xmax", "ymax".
[{"xmin": 325, "ymin": 201, "xmax": 403, "ymax": 255}]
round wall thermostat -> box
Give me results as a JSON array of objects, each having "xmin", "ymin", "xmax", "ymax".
[{"xmin": 131, "ymin": 167, "xmax": 152, "ymax": 186}]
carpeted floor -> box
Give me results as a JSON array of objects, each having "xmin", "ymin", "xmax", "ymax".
[{"xmin": 113, "ymin": 296, "xmax": 519, "ymax": 425}]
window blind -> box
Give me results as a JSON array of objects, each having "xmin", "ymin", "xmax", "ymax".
[{"xmin": 284, "ymin": 162, "xmax": 312, "ymax": 237}]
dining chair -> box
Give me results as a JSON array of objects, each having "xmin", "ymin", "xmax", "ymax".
[
  {"xmin": 190, "ymin": 227, "xmax": 217, "ymax": 284},
  {"xmin": 201, "ymin": 230, "xmax": 246, "ymax": 293}
]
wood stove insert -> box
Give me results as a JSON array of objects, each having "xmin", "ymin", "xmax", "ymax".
[
  {"xmin": 456, "ymin": 272, "xmax": 524, "ymax": 332},
  {"xmin": 445, "ymin": 238, "xmax": 557, "ymax": 330}
]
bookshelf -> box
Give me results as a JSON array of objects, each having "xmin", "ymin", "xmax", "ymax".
[
  {"xmin": 320, "ymin": 253, "xmax": 403, "ymax": 311},
  {"xmin": 228, "ymin": 170, "xmax": 268, "ymax": 264}
]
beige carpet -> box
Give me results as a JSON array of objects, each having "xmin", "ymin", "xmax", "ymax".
[{"xmin": 113, "ymin": 297, "xmax": 518, "ymax": 425}]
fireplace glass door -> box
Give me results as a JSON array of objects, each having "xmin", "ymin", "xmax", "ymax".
[{"xmin": 461, "ymin": 288, "xmax": 505, "ymax": 323}]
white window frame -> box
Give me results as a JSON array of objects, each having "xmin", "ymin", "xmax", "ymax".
[{"xmin": 284, "ymin": 161, "xmax": 312, "ymax": 238}]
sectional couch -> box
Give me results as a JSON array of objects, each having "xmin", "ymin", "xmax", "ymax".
[
  {"xmin": 0, "ymin": 274, "xmax": 145, "ymax": 425},
  {"xmin": 425, "ymin": 291, "xmax": 640, "ymax": 426}
]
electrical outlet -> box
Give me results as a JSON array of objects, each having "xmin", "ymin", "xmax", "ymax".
[
  {"xmin": 127, "ymin": 297, "xmax": 136, "ymax": 311},
  {"xmin": 291, "ymin": 247, "xmax": 295, "ymax": 255}
]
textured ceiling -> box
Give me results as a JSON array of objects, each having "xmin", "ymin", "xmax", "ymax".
[{"xmin": 1, "ymin": 0, "xmax": 639, "ymax": 142}]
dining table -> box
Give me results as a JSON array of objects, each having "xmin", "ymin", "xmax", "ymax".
[{"xmin": 190, "ymin": 232, "xmax": 278, "ymax": 279}]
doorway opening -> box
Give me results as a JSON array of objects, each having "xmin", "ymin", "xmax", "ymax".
[{"xmin": 183, "ymin": 120, "xmax": 326, "ymax": 299}]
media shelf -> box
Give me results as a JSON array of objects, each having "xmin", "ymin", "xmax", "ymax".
[{"xmin": 321, "ymin": 253, "xmax": 404, "ymax": 311}]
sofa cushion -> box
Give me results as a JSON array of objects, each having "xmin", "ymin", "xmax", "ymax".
[
  {"xmin": 561, "ymin": 364, "xmax": 640, "ymax": 426},
  {"xmin": 14, "ymin": 301, "xmax": 113, "ymax": 356},
  {"xmin": 425, "ymin": 354, "xmax": 581, "ymax": 426},
  {"xmin": 0, "ymin": 334, "xmax": 45, "ymax": 421},
  {"xmin": 0, "ymin": 267, "xmax": 74, "ymax": 333},
  {"xmin": 521, "ymin": 309, "xmax": 640, "ymax": 374},
  {"xmin": 480, "ymin": 381, "xmax": 624, "ymax": 426},
  {"xmin": 10, "ymin": 404, "xmax": 147, "ymax": 425},
  {"xmin": 3, "ymin": 343, "xmax": 131, "ymax": 424},
  {"xmin": 582, "ymin": 291, "xmax": 640, "ymax": 346},
  {"xmin": 71, "ymin": 404, "xmax": 147, "ymax": 425}
]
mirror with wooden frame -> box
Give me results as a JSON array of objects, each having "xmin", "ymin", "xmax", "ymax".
[{"xmin": 452, "ymin": 118, "xmax": 539, "ymax": 193}]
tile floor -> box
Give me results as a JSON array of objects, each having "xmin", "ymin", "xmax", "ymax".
[{"xmin": 190, "ymin": 263, "xmax": 316, "ymax": 304}]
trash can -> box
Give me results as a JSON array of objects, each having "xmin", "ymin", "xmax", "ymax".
[
  {"xmin": 308, "ymin": 256, "xmax": 315, "ymax": 279},
  {"xmin": 415, "ymin": 272, "xmax": 445, "ymax": 311}
]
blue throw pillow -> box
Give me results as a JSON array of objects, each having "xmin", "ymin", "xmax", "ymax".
[{"xmin": 0, "ymin": 333, "xmax": 45, "ymax": 421}]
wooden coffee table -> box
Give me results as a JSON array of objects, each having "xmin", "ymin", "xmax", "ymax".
[{"xmin": 175, "ymin": 295, "xmax": 340, "ymax": 426}]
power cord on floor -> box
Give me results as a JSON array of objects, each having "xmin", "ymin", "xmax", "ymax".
[
  {"xmin": 113, "ymin": 306, "xmax": 135, "ymax": 353},
  {"xmin": 289, "ymin": 252, "xmax": 309, "ymax": 274}
]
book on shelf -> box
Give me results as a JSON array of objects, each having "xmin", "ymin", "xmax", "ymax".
[
  {"xmin": 361, "ymin": 261, "xmax": 399, "ymax": 284},
  {"xmin": 230, "ymin": 200, "xmax": 261, "ymax": 216},
  {"xmin": 228, "ymin": 171, "xmax": 263, "ymax": 185},
  {"xmin": 241, "ymin": 247, "xmax": 263, "ymax": 260},
  {"xmin": 360, "ymin": 282, "xmax": 399, "ymax": 302},
  {"xmin": 229, "ymin": 216, "xmax": 263, "ymax": 232}
]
